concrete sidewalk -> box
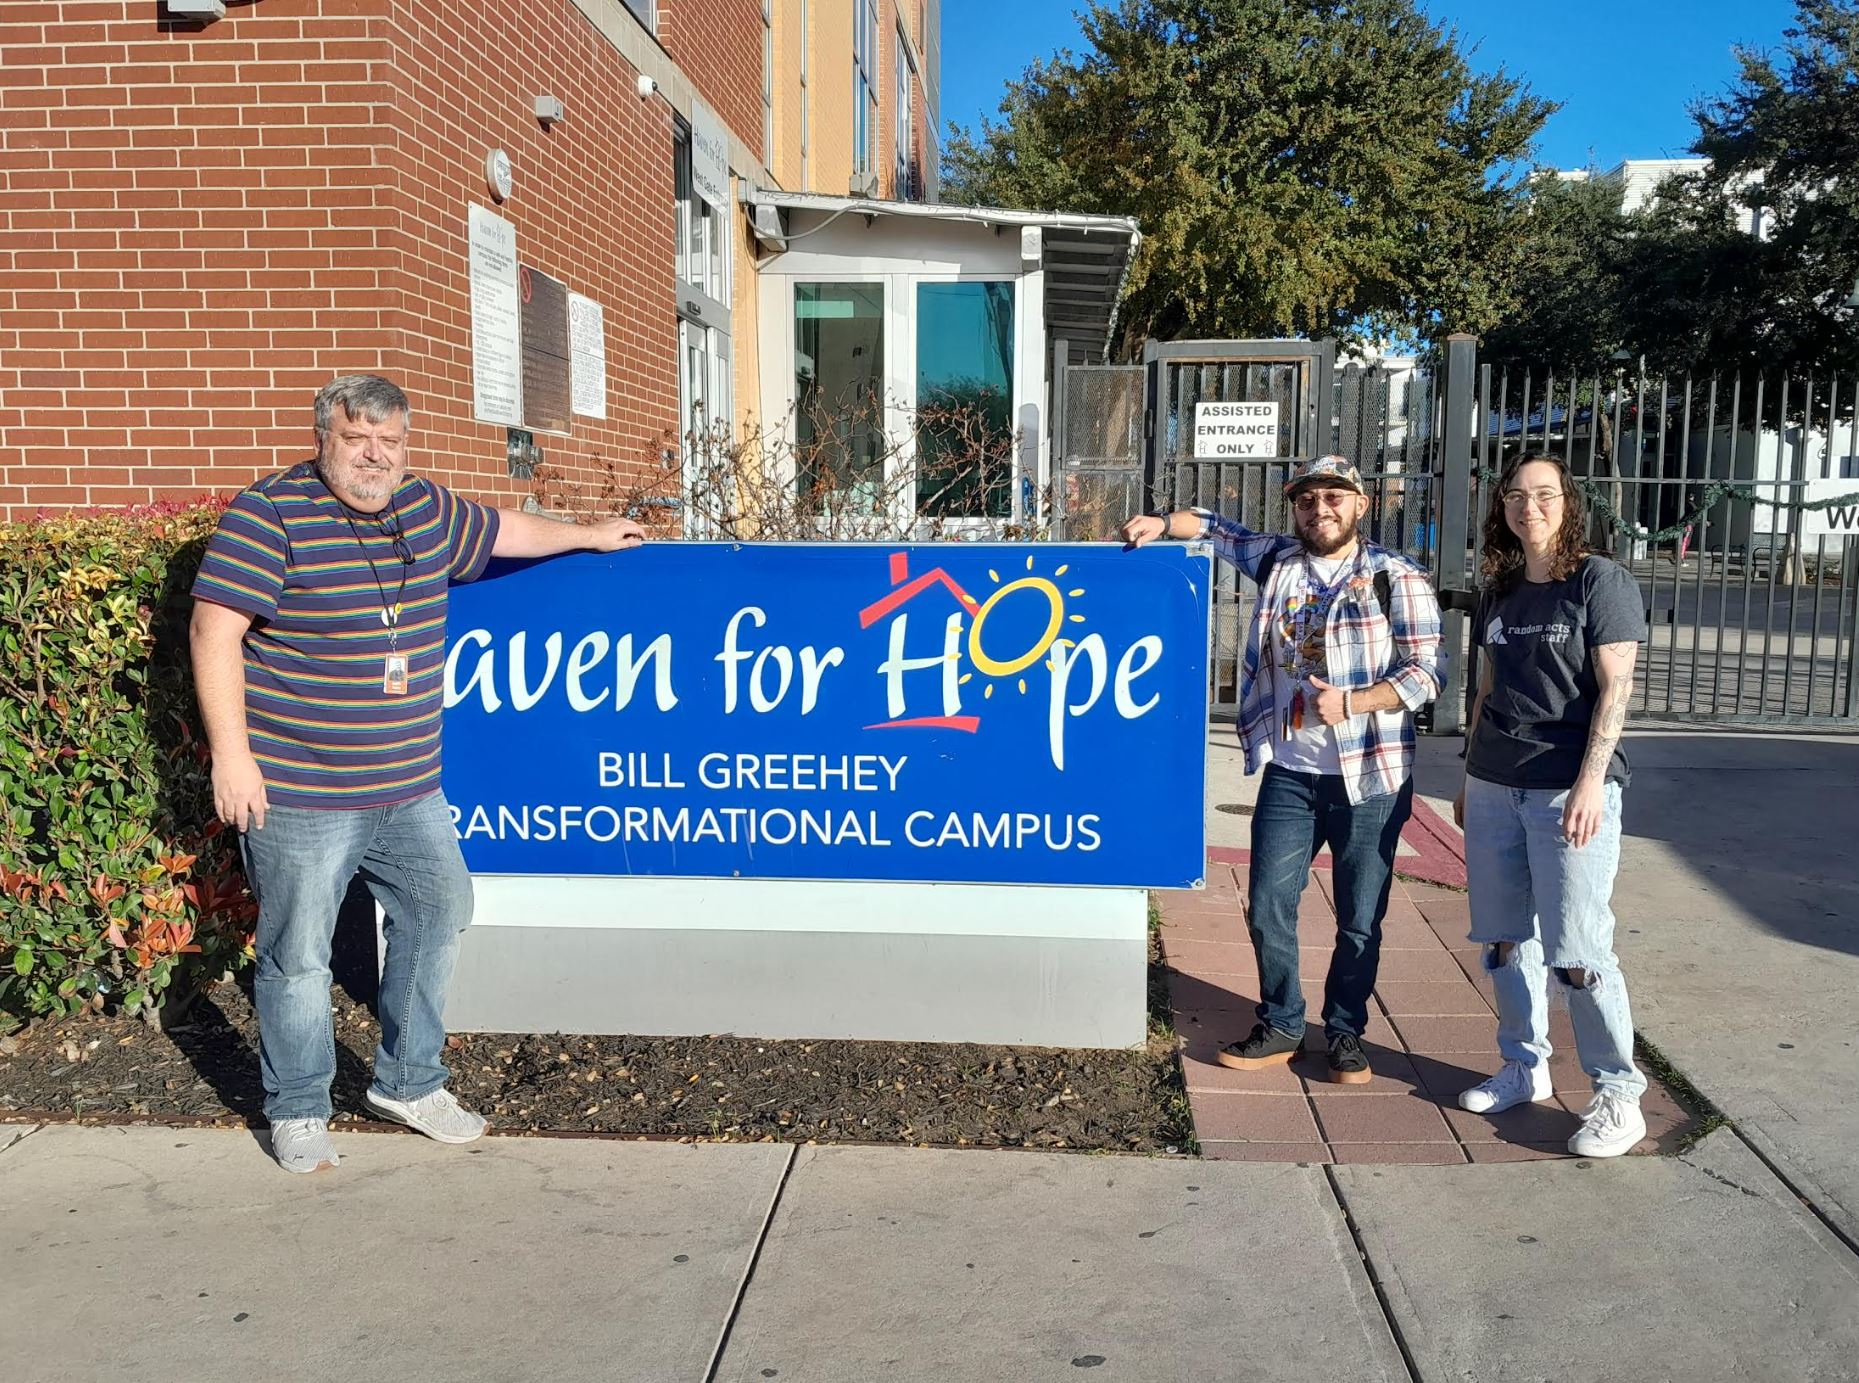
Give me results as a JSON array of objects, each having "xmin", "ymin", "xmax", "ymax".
[{"xmin": 4, "ymin": 1120, "xmax": 1857, "ymax": 1383}]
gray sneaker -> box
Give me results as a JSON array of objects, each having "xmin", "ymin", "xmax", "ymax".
[
  {"xmin": 269, "ymin": 1118, "xmax": 339, "ymax": 1175},
  {"xmin": 364, "ymin": 1086, "xmax": 488, "ymax": 1145}
]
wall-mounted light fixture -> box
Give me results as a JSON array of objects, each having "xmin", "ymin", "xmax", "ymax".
[
  {"xmin": 165, "ymin": 0, "xmax": 227, "ymax": 18},
  {"xmin": 484, "ymin": 148, "xmax": 513, "ymax": 202},
  {"xmin": 534, "ymin": 95, "xmax": 565, "ymax": 127}
]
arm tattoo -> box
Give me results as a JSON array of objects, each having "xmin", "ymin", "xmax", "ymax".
[{"xmin": 1579, "ymin": 642, "xmax": 1636, "ymax": 782}]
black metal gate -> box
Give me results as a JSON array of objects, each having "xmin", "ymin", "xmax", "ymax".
[
  {"xmin": 1464, "ymin": 349, "xmax": 1859, "ymax": 724},
  {"xmin": 1051, "ymin": 333, "xmax": 1859, "ymax": 727}
]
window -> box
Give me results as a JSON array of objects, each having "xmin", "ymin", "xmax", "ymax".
[
  {"xmin": 795, "ymin": 284, "xmax": 885, "ymax": 508},
  {"xmin": 674, "ymin": 122, "xmax": 734, "ymax": 530},
  {"xmin": 853, "ymin": 0, "xmax": 879, "ymax": 187},
  {"xmin": 916, "ymin": 282, "xmax": 1014, "ymax": 517},
  {"xmin": 620, "ymin": 0, "xmax": 654, "ymax": 31},
  {"xmin": 798, "ymin": 0, "xmax": 809, "ymax": 184},
  {"xmin": 762, "ymin": 0, "xmax": 774, "ymax": 169},
  {"xmin": 894, "ymin": 28, "xmax": 914, "ymax": 200},
  {"xmin": 674, "ymin": 123, "xmax": 728, "ymax": 307}
]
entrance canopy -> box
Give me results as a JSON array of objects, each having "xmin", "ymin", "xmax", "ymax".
[{"xmin": 743, "ymin": 190, "xmax": 1141, "ymax": 364}]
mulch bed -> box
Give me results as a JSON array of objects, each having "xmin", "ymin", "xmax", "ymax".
[{"xmin": 0, "ymin": 939, "xmax": 1194, "ymax": 1154}]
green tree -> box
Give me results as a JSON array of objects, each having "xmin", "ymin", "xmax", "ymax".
[
  {"xmin": 1478, "ymin": 173, "xmax": 1637, "ymax": 366},
  {"xmin": 1647, "ymin": 0, "xmax": 1859, "ymax": 371},
  {"xmin": 942, "ymin": 0, "xmax": 1554, "ymax": 350},
  {"xmin": 1488, "ymin": 1, "xmax": 1859, "ymax": 373}
]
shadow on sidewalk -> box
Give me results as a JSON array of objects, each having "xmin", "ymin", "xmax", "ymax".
[{"xmin": 1620, "ymin": 732, "xmax": 1859, "ymax": 962}]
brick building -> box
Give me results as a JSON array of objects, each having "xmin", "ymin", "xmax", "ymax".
[
  {"xmin": 0, "ymin": 0, "xmax": 948, "ymax": 517},
  {"xmin": 1, "ymin": 0, "xmax": 1136, "ymax": 529}
]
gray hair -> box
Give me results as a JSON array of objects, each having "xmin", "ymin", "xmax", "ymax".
[{"xmin": 313, "ymin": 375, "xmax": 411, "ymax": 436}]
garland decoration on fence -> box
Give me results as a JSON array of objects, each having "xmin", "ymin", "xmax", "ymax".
[{"xmin": 1475, "ymin": 469, "xmax": 1859, "ymax": 544}]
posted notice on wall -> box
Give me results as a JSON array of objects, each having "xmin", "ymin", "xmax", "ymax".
[
  {"xmin": 569, "ymin": 292, "xmax": 606, "ymax": 419},
  {"xmin": 468, "ymin": 205, "xmax": 522, "ymax": 427},
  {"xmin": 689, "ymin": 97, "xmax": 730, "ymax": 211},
  {"xmin": 1193, "ymin": 400, "xmax": 1282, "ymax": 458},
  {"xmin": 442, "ymin": 544, "xmax": 1213, "ymax": 889}
]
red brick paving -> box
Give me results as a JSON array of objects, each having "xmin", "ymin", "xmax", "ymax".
[{"xmin": 1159, "ymin": 869, "xmax": 1696, "ymax": 1166}]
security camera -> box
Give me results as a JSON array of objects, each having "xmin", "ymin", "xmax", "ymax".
[{"xmin": 636, "ymin": 74, "xmax": 658, "ymax": 99}]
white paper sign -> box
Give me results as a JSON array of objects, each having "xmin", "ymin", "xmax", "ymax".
[
  {"xmin": 1799, "ymin": 477, "xmax": 1859, "ymax": 539},
  {"xmin": 569, "ymin": 292, "xmax": 607, "ymax": 420},
  {"xmin": 1193, "ymin": 401, "xmax": 1282, "ymax": 458},
  {"xmin": 468, "ymin": 204, "xmax": 522, "ymax": 427},
  {"xmin": 689, "ymin": 97, "xmax": 730, "ymax": 211}
]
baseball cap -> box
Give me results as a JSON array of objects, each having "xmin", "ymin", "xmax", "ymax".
[{"xmin": 1283, "ymin": 454, "xmax": 1366, "ymax": 496}]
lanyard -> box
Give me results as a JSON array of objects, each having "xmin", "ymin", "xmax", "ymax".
[{"xmin": 343, "ymin": 501, "xmax": 411, "ymax": 692}]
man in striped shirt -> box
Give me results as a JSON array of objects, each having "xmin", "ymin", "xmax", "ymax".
[
  {"xmin": 1122, "ymin": 456, "xmax": 1444, "ymax": 1086},
  {"xmin": 191, "ymin": 375, "xmax": 645, "ymax": 1174}
]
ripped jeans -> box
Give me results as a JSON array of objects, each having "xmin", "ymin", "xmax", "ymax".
[{"xmin": 1463, "ymin": 776, "xmax": 1646, "ymax": 1102}]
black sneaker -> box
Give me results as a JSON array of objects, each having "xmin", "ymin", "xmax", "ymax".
[
  {"xmin": 1326, "ymin": 1033, "xmax": 1373, "ymax": 1085},
  {"xmin": 1216, "ymin": 1022, "xmax": 1302, "ymax": 1071}
]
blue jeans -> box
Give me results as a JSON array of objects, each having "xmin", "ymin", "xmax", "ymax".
[
  {"xmin": 1463, "ymin": 776, "xmax": 1646, "ymax": 1101},
  {"xmin": 1248, "ymin": 765, "xmax": 1413, "ymax": 1039},
  {"xmin": 240, "ymin": 791, "xmax": 474, "ymax": 1122}
]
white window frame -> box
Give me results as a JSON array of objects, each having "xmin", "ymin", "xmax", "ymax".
[
  {"xmin": 761, "ymin": 0, "xmax": 775, "ymax": 169},
  {"xmin": 853, "ymin": 0, "xmax": 879, "ymax": 185},
  {"xmin": 894, "ymin": 26, "xmax": 914, "ymax": 200}
]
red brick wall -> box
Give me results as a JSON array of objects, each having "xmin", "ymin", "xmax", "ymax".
[
  {"xmin": 659, "ymin": 0, "xmax": 766, "ymax": 164},
  {"xmin": 374, "ymin": 0, "xmax": 683, "ymax": 509},
  {"xmin": 0, "ymin": 0, "xmax": 398, "ymax": 515},
  {"xmin": 0, "ymin": 0, "xmax": 765, "ymax": 519}
]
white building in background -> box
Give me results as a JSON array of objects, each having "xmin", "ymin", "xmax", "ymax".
[{"xmin": 1558, "ymin": 157, "xmax": 1770, "ymax": 236}]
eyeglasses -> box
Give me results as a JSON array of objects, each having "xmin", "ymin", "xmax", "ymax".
[
  {"xmin": 390, "ymin": 531, "xmax": 414, "ymax": 565},
  {"xmin": 1292, "ymin": 489, "xmax": 1355, "ymax": 513},
  {"xmin": 1501, "ymin": 487, "xmax": 1565, "ymax": 510}
]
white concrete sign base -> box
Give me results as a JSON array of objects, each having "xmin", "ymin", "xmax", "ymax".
[{"xmin": 417, "ymin": 876, "xmax": 1149, "ymax": 1049}]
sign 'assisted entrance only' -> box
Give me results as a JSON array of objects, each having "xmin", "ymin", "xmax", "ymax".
[{"xmin": 1192, "ymin": 400, "xmax": 1282, "ymax": 458}]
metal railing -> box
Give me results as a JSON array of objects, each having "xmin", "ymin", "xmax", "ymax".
[{"xmin": 1467, "ymin": 360, "xmax": 1859, "ymax": 723}]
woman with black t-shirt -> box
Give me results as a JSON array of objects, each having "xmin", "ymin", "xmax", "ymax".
[{"xmin": 1453, "ymin": 453, "xmax": 1649, "ymax": 1158}]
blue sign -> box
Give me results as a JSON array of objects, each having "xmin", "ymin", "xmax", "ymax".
[{"xmin": 441, "ymin": 543, "xmax": 1210, "ymax": 888}]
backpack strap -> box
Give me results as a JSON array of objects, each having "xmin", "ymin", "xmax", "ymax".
[{"xmin": 1259, "ymin": 546, "xmax": 1395, "ymax": 617}]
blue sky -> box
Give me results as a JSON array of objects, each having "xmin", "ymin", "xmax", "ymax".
[{"xmin": 938, "ymin": 0, "xmax": 1803, "ymax": 171}]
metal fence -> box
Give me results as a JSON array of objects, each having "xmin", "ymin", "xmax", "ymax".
[
  {"xmin": 1470, "ymin": 363, "xmax": 1859, "ymax": 722},
  {"xmin": 1052, "ymin": 336, "xmax": 1859, "ymax": 727}
]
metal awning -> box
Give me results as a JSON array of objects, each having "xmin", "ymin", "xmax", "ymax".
[{"xmin": 744, "ymin": 189, "xmax": 1142, "ymax": 363}]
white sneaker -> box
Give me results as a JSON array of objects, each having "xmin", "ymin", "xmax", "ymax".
[
  {"xmin": 1458, "ymin": 1059, "xmax": 1553, "ymax": 1114},
  {"xmin": 364, "ymin": 1086, "xmax": 488, "ymax": 1145},
  {"xmin": 1568, "ymin": 1092, "xmax": 1647, "ymax": 1158},
  {"xmin": 269, "ymin": 1118, "xmax": 339, "ymax": 1175}
]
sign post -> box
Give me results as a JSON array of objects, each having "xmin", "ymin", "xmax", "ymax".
[{"xmin": 435, "ymin": 542, "xmax": 1212, "ymax": 1047}]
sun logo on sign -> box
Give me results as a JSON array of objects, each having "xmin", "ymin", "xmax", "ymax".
[{"xmin": 960, "ymin": 553, "xmax": 1089, "ymax": 699}]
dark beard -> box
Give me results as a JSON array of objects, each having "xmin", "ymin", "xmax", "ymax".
[{"xmin": 1297, "ymin": 524, "xmax": 1356, "ymax": 557}]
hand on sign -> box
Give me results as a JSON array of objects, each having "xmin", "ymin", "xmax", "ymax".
[
  {"xmin": 584, "ymin": 516, "xmax": 646, "ymax": 551},
  {"xmin": 1118, "ymin": 514, "xmax": 1169, "ymax": 548}
]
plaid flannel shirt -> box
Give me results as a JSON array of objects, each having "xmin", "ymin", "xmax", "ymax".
[{"xmin": 1196, "ymin": 509, "xmax": 1447, "ymax": 805}]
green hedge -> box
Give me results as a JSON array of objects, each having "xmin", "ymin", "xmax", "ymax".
[{"xmin": 0, "ymin": 502, "xmax": 254, "ymax": 1029}]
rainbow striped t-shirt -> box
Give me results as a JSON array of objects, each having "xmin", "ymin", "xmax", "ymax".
[{"xmin": 191, "ymin": 462, "xmax": 501, "ymax": 809}]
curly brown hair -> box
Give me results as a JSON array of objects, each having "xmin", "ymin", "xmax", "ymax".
[{"xmin": 1478, "ymin": 452, "xmax": 1592, "ymax": 593}]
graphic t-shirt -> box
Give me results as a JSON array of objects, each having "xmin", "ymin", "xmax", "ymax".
[
  {"xmin": 1267, "ymin": 552, "xmax": 1352, "ymax": 776},
  {"xmin": 1467, "ymin": 555, "xmax": 1647, "ymax": 790},
  {"xmin": 191, "ymin": 463, "xmax": 501, "ymax": 809}
]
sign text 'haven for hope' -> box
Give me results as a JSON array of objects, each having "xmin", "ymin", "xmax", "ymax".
[{"xmin": 440, "ymin": 544, "xmax": 1211, "ymax": 888}]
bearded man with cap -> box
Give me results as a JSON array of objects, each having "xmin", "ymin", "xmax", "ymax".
[{"xmin": 1122, "ymin": 456, "xmax": 1445, "ymax": 1084}]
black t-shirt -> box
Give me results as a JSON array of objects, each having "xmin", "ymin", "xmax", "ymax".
[{"xmin": 1467, "ymin": 556, "xmax": 1647, "ymax": 790}]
